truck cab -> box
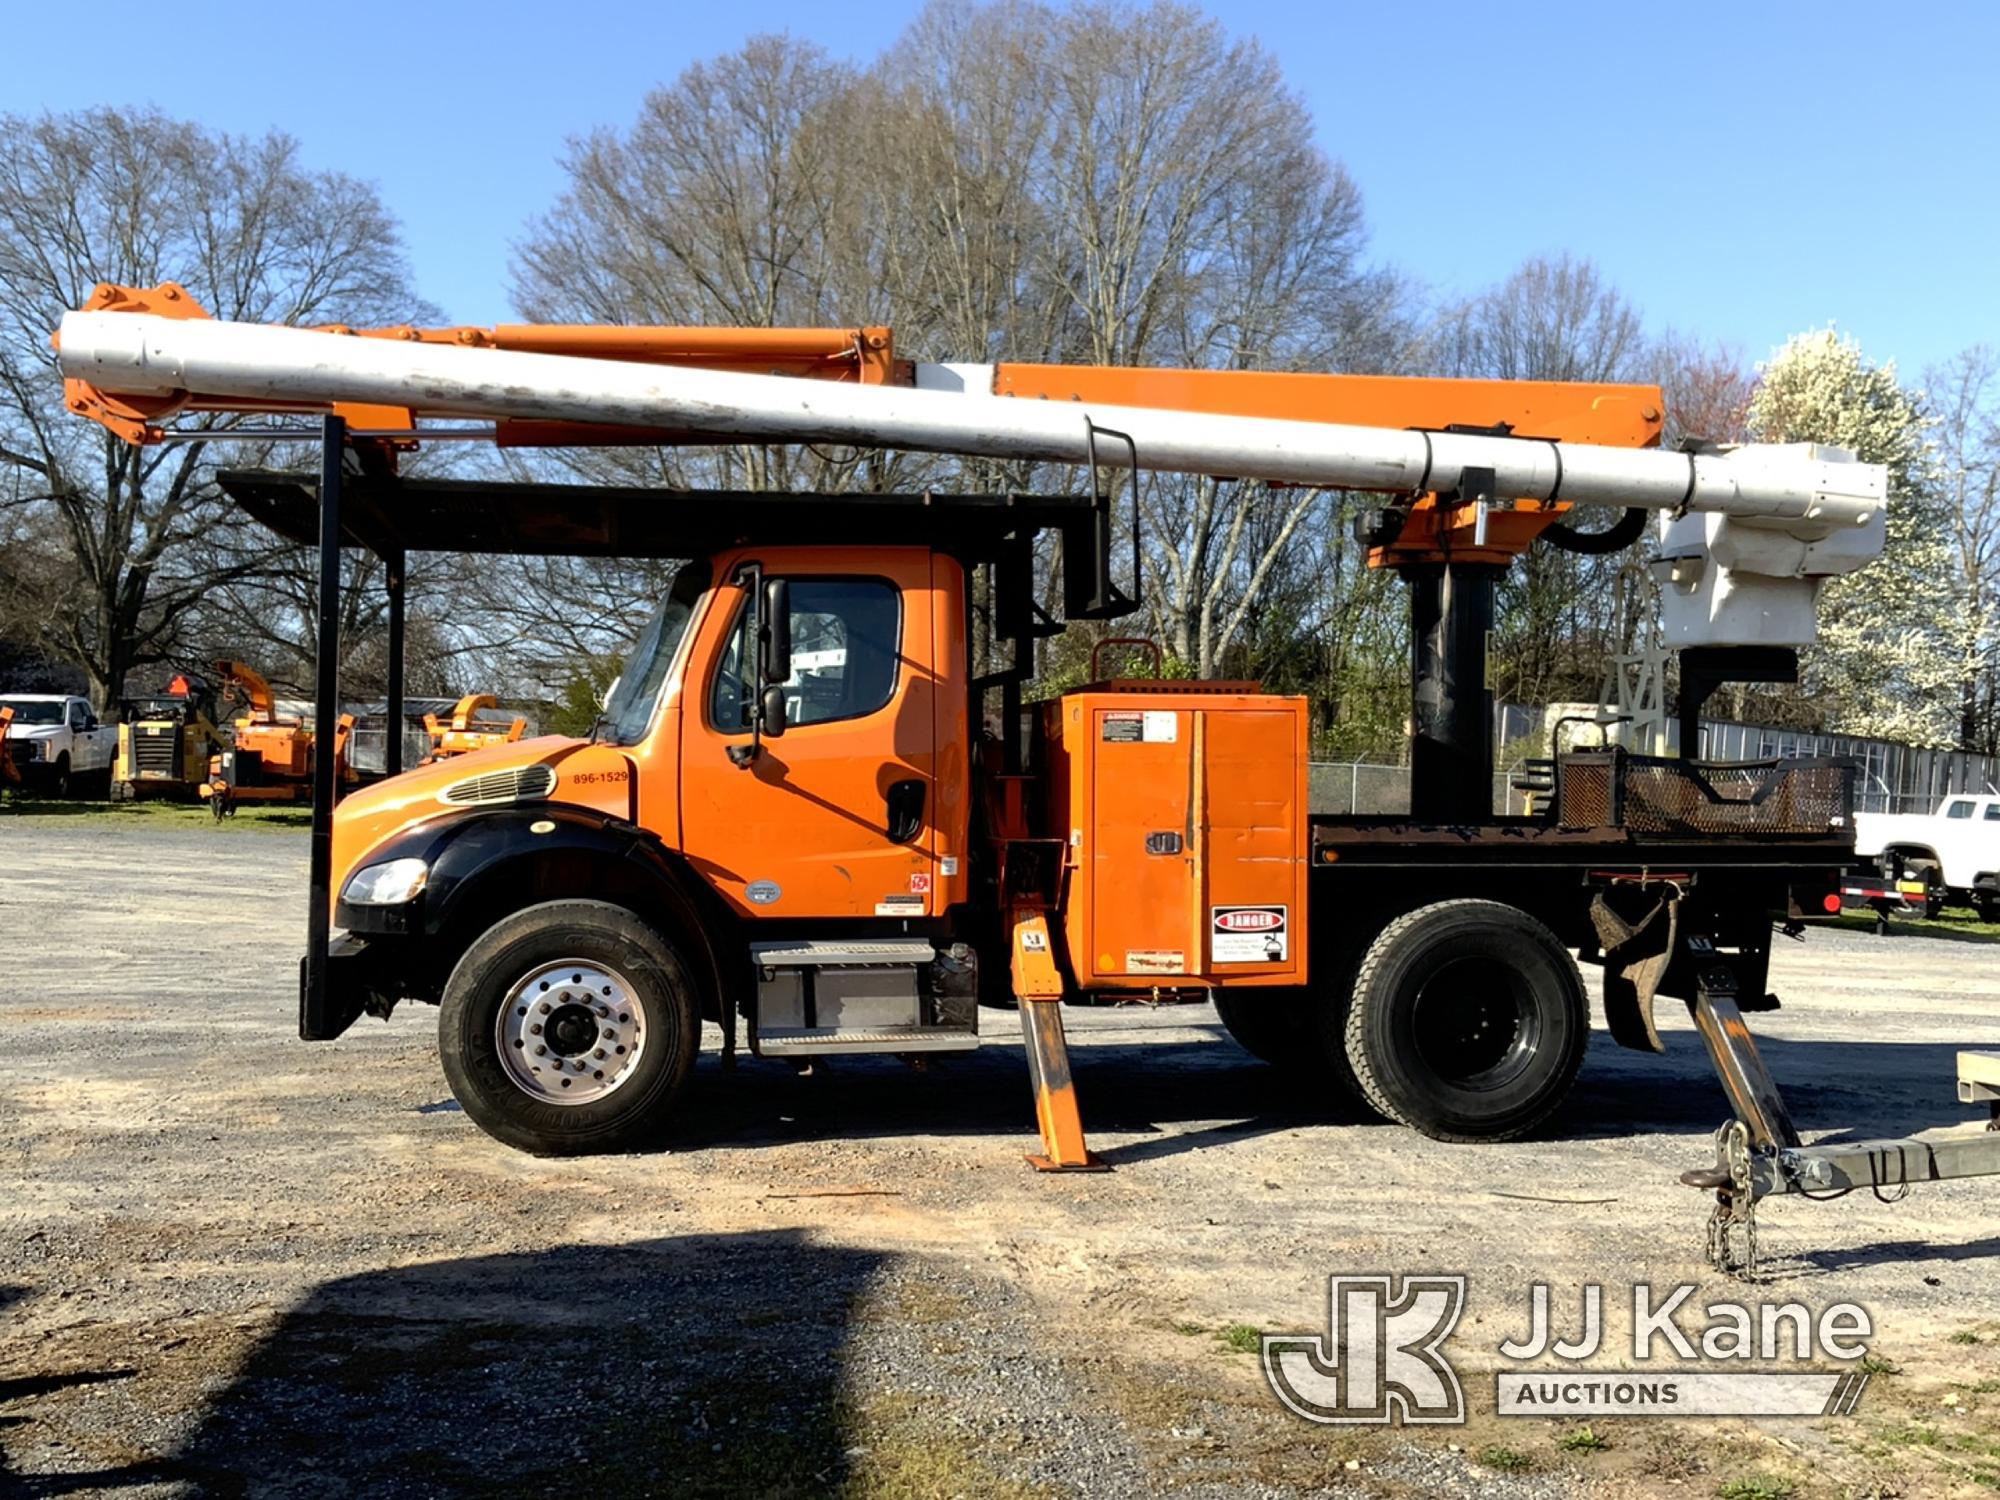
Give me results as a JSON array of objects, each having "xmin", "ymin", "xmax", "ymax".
[
  {"xmin": 320, "ymin": 533, "xmax": 1309, "ymax": 1155},
  {"xmin": 0, "ymin": 693, "xmax": 116, "ymax": 797}
]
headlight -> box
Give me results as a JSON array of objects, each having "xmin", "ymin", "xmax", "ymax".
[{"xmin": 342, "ymin": 857, "xmax": 430, "ymax": 906}]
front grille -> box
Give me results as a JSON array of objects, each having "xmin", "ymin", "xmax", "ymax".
[
  {"xmin": 133, "ymin": 726, "xmax": 180, "ymax": 775},
  {"xmin": 440, "ymin": 763, "xmax": 556, "ymax": 806}
]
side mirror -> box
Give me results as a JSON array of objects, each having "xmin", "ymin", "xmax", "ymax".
[
  {"xmin": 760, "ymin": 576, "xmax": 791, "ymax": 687},
  {"xmin": 760, "ymin": 685, "xmax": 789, "ymax": 738}
]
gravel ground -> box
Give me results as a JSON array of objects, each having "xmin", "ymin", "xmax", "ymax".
[{"xmin": 4, "ymin": 813, "xmax": 2000, "ymax": 1497}]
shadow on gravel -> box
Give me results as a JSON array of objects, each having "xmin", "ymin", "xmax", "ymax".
[
  {"xmin": 680, "ymin": 1031, "xmax": 1365, "ymax": 1164},
  {"xmin": 1789, "ymin": 1233, "xmax": 2000, "ymax": 1274},
  {"xmin": 1562, "ymin": 1036, "xmax": 1987, "ymax": 1143},
  {"xmin": 681, "ymin": 1021, "xmax": 1991, "ymax": 1163},
  {"xmin": 2, "ymin": 1233, "xmax": 884, "ymax": 1498}
]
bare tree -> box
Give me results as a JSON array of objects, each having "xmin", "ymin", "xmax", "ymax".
[
  {"xmin": 1927, "ymin": 345, "xmax": 2000, "ymax": 752},
  {"xmin": 506, "ymin": 3, "xmax": 1416, "ymax": 692},
  {"xmin": 1650, "ymin": 333, "xmax": 1754, "ymax": 448},
  {"xmin": 1432, "ymin": 254, "xmax": 1649, "ymax": 709},
  {"xmin": 0, "ymin": 108, "xmax": 428, "ymax": 707}
]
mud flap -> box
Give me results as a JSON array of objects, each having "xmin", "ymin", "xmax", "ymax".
[{"xmin": 1590, "ymin": 886, "xmax": 1678, "ymax": 1054}]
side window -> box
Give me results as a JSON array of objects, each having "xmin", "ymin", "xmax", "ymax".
[
  {"xmin": 1947, "ymin": 800, "xmax": 1975, "ymax": 820},
  {"xmin": 710, "ymin": 578, "xmax": 902, "ymax": 731},
  {"xmin": 1985, "ymin": 803, "xmax": 2000, "ymax": 822},
  {"xmin": 67, "ymin": 701, "xmax": 87, "ymax": 730}
]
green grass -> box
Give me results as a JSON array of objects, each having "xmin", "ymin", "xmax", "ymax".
[
  {"xmin": 1860, "ymin": 1353, "xmax": 1902, "ymax": 1376},
  {"xmin": 1833, "ymin": 910, "xmax": 2000, "ymax": 943},
  {"xmin": 1217, "ymin": 1324, "xmax": 1262, "ymax": 1354},
  {"xmin": 1557, "ymin": 1425, "xmax": 1611, "ymax": 1454},
  {"xmin": 1953, "ymin": 1330, "xmax": 1984, "ymax": 1345},
  {"xmin": 0, "ymin": 797, "xmax": 309, "ymax": 831},
  {"xmin": 1717, "ymin": 1478, "xmax": 1793, "ymax": 1500},
  {"xmin": 1478, "ymin": 1444, "xmax": 1532, "ymax": 1473}
]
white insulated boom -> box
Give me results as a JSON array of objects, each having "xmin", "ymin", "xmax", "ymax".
[{"xmin": 59, "ymin": 310, "xmax": 1885, "ymax": 530}]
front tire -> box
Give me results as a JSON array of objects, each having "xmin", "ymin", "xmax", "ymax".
[
  {"xmin": 1344, "ymin": 899, "xmax": 1588, "ymax": 1142},
  {"xmin": 439, "ymin": 900, "xmax": 701, "ymax": 1156}
]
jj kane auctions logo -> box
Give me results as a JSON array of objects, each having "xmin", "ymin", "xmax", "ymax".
[{"xmin": 1263, "ymin": 1276, "xmax": 1874, "ymax": 1424}]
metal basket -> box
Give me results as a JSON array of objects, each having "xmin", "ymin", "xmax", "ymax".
[{"xmin": 1556, "ymin": 750, "xmax": 1853, "ymax": 836}]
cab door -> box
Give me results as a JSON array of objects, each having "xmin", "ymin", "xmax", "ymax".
[{"xmin": 679, "ymin": 548, "xmax": 938, "ymax": 919}]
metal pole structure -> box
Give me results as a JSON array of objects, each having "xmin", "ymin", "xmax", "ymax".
[
  {"xmin": 302, "ymin": 414, "xmax": 344, "ymax": 1040},
  {"xmin": 1408, "ymin": 563, "xmax": 1500, "ymax": 825},
  {"xmin": 384, "ymin": 547, "xmax": 406, "ymax": 777}
]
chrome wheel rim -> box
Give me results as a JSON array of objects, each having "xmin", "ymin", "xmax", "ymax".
[{"xmin": 495, "ymin": 959, "xmax": 646, "ymax": 1106}]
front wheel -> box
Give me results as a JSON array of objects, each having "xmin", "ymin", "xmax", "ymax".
[
  {"xmin": 1344, "ymin": 899, "xmax": 1588, "ymax": 1142},
  {"xmin": 438, "ymin": 900, "xmax": 701, "ymax": 1156}
]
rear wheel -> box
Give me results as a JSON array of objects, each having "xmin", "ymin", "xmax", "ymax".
[
  {"xmin": 1213, "ymin": 935, "xmax": 1372, "ymax": 1111},
  {"xmin": 1344, "ymin": 899, "xmax": 1588, "ymax": 1142},
  {"xmin": 439, "ymin": 900, "xmax": 700, "ymax": 1156}
]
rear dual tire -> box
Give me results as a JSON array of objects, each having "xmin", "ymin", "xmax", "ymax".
[{"xmin": 1343, "ymin": 900, "xmax": 1589, "ymax": 1142}]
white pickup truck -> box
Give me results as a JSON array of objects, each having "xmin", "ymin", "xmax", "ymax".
[
  {"xmin": 0, "ymin": 694, "xmax": 118, "ymax": 798},
  {"xmin": 1854, "ymin": 794, "xmax": 2000, "ymax": 921}
]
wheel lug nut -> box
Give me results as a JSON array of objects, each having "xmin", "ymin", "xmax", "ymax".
[
  {"xmin": 535, "ymin": 1044, "xmax": 547, "ymax": 1056},
  {"xmin": 594, "ymin": 1049, "xmax": 606, "ymax": 1060},
  {"xmin": 538, "ymin": 1002, "xmax": 550, "ymax": 1014},
  {"xmin": 531, "ymin": 1023, "xmax": 543, "ymax": 1035}
]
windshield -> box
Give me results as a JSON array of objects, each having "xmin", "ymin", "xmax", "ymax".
[
  {"xmin": 600, "ymin": 561, "xmax": 711, "ymax": 745},
  {"xmin": 0, "ymin": 699, "xmax": 63, "ymax": 726}
]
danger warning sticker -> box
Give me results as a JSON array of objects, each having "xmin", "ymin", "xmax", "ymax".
[
  {"xmin": 1101, "ymin": 710, "xmax": 1178, "ymax": 744},
  {"xmin": 1211, "ymin": 905, "xmax": 1288, "ymax": 963}
]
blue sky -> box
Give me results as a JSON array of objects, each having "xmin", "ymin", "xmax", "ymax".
[{"xmin": 6, "ymin": 0, "xmax": 1993, "ymax": 379}]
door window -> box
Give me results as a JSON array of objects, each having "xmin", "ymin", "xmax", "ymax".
[
  {"xmin": 67, "ymin": 701, "xmax": 87, "ymax": 730},
  {"xmin": 711, "ymin": 578, "xmax": 902, "ymax": 730},
  {"xmin": 1948, "ymin": 800, "xmax": 1975, "ymax": 820},
  {"xmin": 1985, "ymin": 802, "xmax": 2000, "ymax": 821}
]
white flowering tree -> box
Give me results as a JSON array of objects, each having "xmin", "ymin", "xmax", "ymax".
[{"xmin": 1746, "ymin": 331, "xmax": 1965, "ymax": 745}]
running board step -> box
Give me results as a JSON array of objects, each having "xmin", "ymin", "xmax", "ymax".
[
  {"xmin": 757, "ymin": 1026, "xmax": 979, "ymax": 1057},
  {"xmin": 749, "ymin": 937, "xmax": 979, "ymax": 1056}
]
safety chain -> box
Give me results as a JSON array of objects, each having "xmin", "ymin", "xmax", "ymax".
[{"xmin": 1704, "ymin": 1120, "xmax": 1760, "ymax": 1280}]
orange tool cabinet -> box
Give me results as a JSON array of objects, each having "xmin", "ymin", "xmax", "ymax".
[{"xmin": 1041, "ymin": 685, "xmax": 1309, "ymax": 990}]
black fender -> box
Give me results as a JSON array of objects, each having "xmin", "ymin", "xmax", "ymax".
[{"xmin": 341, "ymin": 804, "xmax": 740, "ymax": 1027}]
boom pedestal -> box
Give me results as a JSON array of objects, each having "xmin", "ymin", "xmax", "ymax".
[{"xmin": 1407, "ymin": 563, "xmax": 1501, "ymax": 825}]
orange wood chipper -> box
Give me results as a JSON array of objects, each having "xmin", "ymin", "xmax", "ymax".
[{"xmin": 201, "ymin": 659, "xmax": 353, "ymax": 819}]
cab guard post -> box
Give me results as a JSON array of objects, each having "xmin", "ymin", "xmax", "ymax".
[{"xmin": 299, "ymin": 413, "xmax": 362, "ymax": 1041}]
